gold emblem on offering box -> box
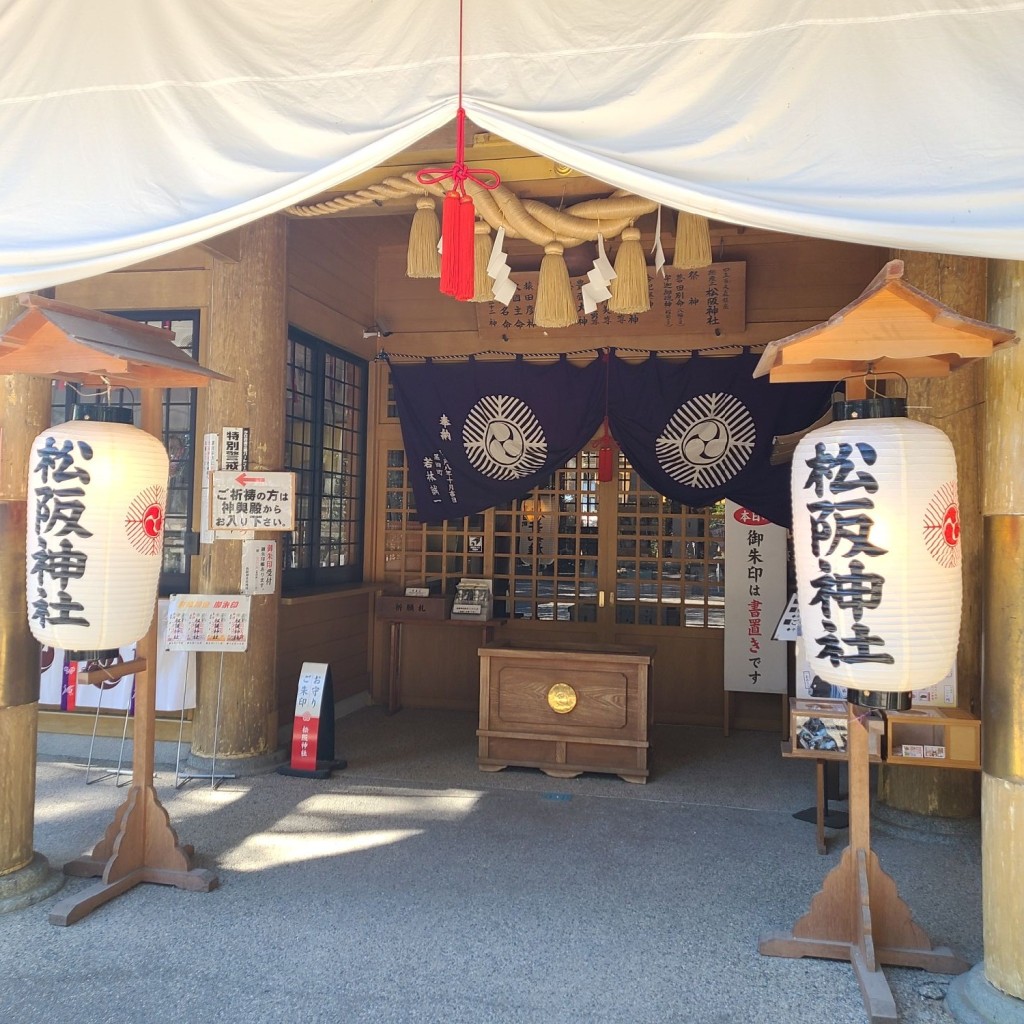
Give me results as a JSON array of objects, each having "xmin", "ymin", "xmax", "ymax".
[{"xmin": 547, "ymin": 682, "xmax": 577, "ymax": 714}]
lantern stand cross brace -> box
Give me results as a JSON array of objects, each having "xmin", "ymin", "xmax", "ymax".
[
  {"xmin": 47, "ymin": 388, "xmax": 218, "ymax": 926},
  {"xmin": 758, "ymin": 704, "xmax": 969, "ymax": 1023}
]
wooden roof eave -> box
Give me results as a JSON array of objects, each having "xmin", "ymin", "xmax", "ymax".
[
  {"xmin": 753, "ymin": 259, "xmax": 1017, "ymax": 381},
  {"xmin": 0, "ymin": 295, "xmax": 232, "ymax": 388}
]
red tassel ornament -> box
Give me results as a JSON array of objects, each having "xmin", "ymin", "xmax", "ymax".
[{"xmin": 415, "ymin": 5, "xmax": 500, "ymax": 303}]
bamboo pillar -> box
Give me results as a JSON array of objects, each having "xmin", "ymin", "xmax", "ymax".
[
  {"xmin": 947, "ymin": 260, "xmax": 1024, "ymax": 1014},
  {"xmin": 190, "ymin": 217, "xmax": 287, "ymax": 768},
  {"xmin": 0, "ymin": 294, "xmax": 64, "ymax": 911},
  {"xmin": 880, "ymin": 252, "xmax": 985, "ymax": 818}
]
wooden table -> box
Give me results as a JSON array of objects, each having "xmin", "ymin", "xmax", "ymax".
[
  {"xmin": 379, "ymin": 614, "xmax": 503, "ymax": 714},
  {"xmin": 477, "ymin": 639, "xmax": 654, "ymax": 783}
]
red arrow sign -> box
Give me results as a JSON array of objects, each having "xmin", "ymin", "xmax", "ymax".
[{"xmin": 235, "ymin": 473, "xmax": 266, "ymax": 486}]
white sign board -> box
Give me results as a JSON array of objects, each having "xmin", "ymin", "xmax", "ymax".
[
  {"xmin": 166, "ymin": 593, "xmax": 252, "ymax": 652},
  {"xmin": 241, "ymin": 539, "xmax": 278, "ymax": 595},
  {"xmin": 200, "ymin": 433, "xmax": 219, "ymax": 544},
  {"xmin": 724, "ymin": 501, "xmax": 788, "ymax": 693},
  {"xmin": 221, "ymin": 426, "xmax": 250, "ymax": 472},
  {"xmin": 210, "ymin": 470, "xmax": 295, "ymax": 532}
]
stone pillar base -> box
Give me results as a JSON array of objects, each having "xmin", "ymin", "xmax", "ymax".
[
  {"xmin": 185, "ymin": 746, "xmax": 286, "ymax": 778},
  {"xmin": 948, "ymin": 964, "xmax": 1024, "ymax": 1024},
  {"xmin": 0, "ymin": 852, "xmax": 65, "ymax": 915}
]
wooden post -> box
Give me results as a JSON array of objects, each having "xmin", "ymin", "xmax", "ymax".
[
  {"xmin": 191, "ymin": 216, "xmax": 287, "ymax": 769},
  {"xmin": 948, "ymin": 259, "xmax": 1024, "ymax": 1006},
  {"xmin": 879, "ymin": 251, "xmax": 985, "ymax": 819},
  {"xmin": 0, "ymin": 293, "xmax": 64, "ymax": 913}
]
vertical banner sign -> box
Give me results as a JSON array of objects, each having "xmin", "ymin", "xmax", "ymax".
[
  {"xmin": 241, "ymin": 539, "xmax": 277, "ymax": 595},
  {"xmin": 289, "ymin": 662, "xmax": 332, "ymax": 773},
  {"xmin": 200, "ymin": 433, "xmax": 218, "ymax": 544},
  {"xmin": 724, "ymin": 501, "xmax": 788, "ymax": 693}
]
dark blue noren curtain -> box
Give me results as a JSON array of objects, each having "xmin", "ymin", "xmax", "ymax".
[
  {"xmin": 389, "ymin": 355, "xmax": 606, "ymax": 524},
  {"xmin": 607, "ymin": 351, "xmax": 832, "ymax": 527}
]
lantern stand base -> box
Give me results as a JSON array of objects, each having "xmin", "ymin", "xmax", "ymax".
[
  {"xmin": 760, "ymin": 704, "xmax": 969, "ymax": 1023},
  {"xmin": 47, "ymin": 654, "xmax": 218, "ymax": 926}
]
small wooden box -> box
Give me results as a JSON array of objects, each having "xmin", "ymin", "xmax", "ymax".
[
  {"xmin": 378, "ymin": 594, "xmax": 452, "ymax": 621},
  {"xmin": 885, "ymin": 707, "xmax": 980, "ymax": 770},
  {"xmin": 788, "ymin": 698, "xmax": 883, "ymax": 760}
]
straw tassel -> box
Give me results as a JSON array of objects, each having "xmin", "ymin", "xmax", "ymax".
[
  {"xmin": 440, "ymin": 190, "xmax": 476, "ymax": 301},
  {"xmin": 471, "ymin": 221, "xmax": 493, "ymax": 301},
  {"xmin": 672, "ymin": 210, "xmax": 712, "ymax": 269},
  {"xmin": 608, "ymin": 226, "xmax": 650, "ymax": 314},
  {"xmin": 534, "ymin": 241, "xmax": 578, "ymax": 328},
  {"xmin": 406, "ymin": 197, "xmax": 442, "ymax": 278}
]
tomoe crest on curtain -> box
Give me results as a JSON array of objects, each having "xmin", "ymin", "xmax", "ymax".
[
  {"xmin": 607, "ymin": 351, "xmax": 832, "ymax": 527},
  {"xmin": 388, "ymin": 355, "xmax": 605, "ymax": 524}
]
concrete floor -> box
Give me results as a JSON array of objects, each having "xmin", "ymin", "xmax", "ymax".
[{"xmin": 2, "ymin": 707, "xmax": 982, "ymax": 1024}]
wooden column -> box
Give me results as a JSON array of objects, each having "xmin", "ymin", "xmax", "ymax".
[
  {"xmin": 880, "ymin": 251, "xmax": 985, "ymax": 818},
  {"xmin": 191, "ymin": 217, "xmax": 287, "ymax": 767},
  {"xmin": 0, "ymin": 294, "xmax": 64, "ymax": 910},
  {"xmin": 975, "ymin": 260, "xmax": 1024, "ymax": 1001}
]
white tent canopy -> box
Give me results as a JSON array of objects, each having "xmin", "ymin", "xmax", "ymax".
[{"xmin": 2, "ymin": 0, "xmax": 1023, "ymax": 296}]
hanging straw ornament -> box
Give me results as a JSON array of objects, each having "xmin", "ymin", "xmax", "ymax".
[
  {"xmin": 534, "ymin": 242, "xmax": 578, "ymax": 328},
  {"xmin": 471, "ymin": 221, "xmax": 494, "ymax": 301},
  {"xmin": 672, "ymin": 210, "xmax": 712, "ymax": 269},
  {"xmin": 608, "ymin": 226, "xmax": 651, "ymax": 314},
  {"xmin": 407, "ymin": 197, "xmax": 441, "ymax": 278}
]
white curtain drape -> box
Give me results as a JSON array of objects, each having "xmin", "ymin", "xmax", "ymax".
[{"xmin": 2, "ymin": 0, "xmax": 1023, "ymax": 296}]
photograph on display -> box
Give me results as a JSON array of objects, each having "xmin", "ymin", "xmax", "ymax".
[{"xmin": 794, "ymin": 714, "xmax": 849, "ymax": 754}]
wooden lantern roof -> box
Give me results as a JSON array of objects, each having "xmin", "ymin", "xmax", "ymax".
[
  {"xmin": 753, "ymin": 259, "xmax": 1017, "ymax": 383},
  {"xmin": 0, "ymin": 294, "xmax": 231, "ymax": 388}
]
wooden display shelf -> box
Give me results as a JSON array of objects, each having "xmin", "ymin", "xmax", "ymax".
[
  {"xmin": 787, "ymin": 698, "xmax": 884, "ymax": 761},
  {"xmin": 477, "ymin": 639, "xmax": 654, "ymax": 783},
  {"xmin": 885, "ymin": 707, "xmax": 980, "ymax": 770}
]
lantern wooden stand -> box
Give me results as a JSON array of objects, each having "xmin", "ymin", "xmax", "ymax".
[
  {"xmin": 0, "ymin": 296, "xmax": 230, "ymax": 925},
  {"xmin": 48, "ymin": 389, "xmax": 218, "ymax": 925},
  {"xmin": 753, "ymin": 262, "xmax": 1017, "ymax": 1022},
  {"xmin": 759, "ymin": 703, "xmax": 969, "ymax": 1022}
]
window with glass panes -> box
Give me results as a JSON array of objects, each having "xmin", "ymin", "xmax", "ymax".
[
  {"xmin": 492, "ymin": 452, "xmax": 601, "ymax": 621},
  {"xmin": 50, "ymin": 310, "xmax": 199, "ymax": 596},
  {"xmin": 283, "ymin": 328, "xmax": 367, "ymax": 588},
  {"xmin": 379, "ymin": 445, "xmax": 725, "ymax": 629},
  {"xmin": 615, "ymin": 467, "xmax": 725, "ymax": 628},
  {"xmin": 382, "ymin": 446, "xmax": 488, "ymax": 591}
]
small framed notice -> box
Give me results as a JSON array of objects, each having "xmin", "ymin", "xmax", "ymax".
[{"xmin": 451, "ymin": 578, "xmax": 493, "ymax": 620}]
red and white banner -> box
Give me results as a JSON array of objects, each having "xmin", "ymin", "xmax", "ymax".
[
  {"xmin": 724, "ymin": 501, "xmax": 788, "ymax": 693},
  {"xmin": 290, "ymin": 663, "xmax": 330, "ymax": 772}
]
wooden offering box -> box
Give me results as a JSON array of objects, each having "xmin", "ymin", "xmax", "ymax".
[
  {"xmin": 477, "ymin": 640, "xmax": 654, "ymax": 783},
  {"xmin": 885, "ymin": 707, "xmax": 981, "ymax": 770}
]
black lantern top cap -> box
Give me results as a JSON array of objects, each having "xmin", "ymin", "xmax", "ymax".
[
  {"xmin": 70, "ymin": 403, "xmax": 133, "ymax": 425},
  {"xmin": 832, "ymin": 396, "xmax": 907, "ymax": 421}
]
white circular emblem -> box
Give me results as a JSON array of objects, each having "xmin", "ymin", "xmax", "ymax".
[
  {"xmin": 463, "ymin": 395, "xmax": 548, "ymax": 480},
  {"xmin": 656, "ymin": 392, "xmax": 756, "ymax": 488}
]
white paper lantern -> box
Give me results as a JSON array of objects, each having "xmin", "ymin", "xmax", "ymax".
[
  {"xmin": 791, "ymin": 399, "xmax": 961, "ymax": 708},
  {"xmin": 26, "ymin": 408, "xmax": 169, "ymax": 657}
]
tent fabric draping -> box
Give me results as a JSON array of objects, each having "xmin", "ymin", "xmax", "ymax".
[{"xmin": 2, "ymin": 0, "xmax": 1024, "ymax": 296}]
